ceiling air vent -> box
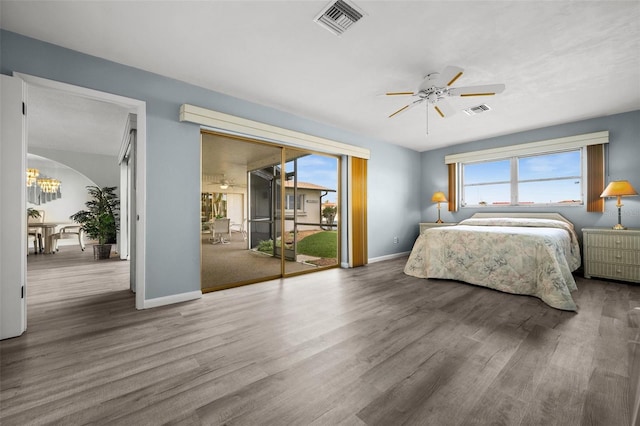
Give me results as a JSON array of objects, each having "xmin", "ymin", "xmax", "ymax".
[
  {"xmin": 463, "ymin": 104, "xmax": 492, "ymax": 116},
  {"xmin": 315, "ymin": 0, "xmax": 365, "ymax": 36}
]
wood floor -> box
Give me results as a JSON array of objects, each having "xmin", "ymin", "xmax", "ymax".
[{"xmin": 1, "ymin": 246, "xmax": 639, "ymax": 425}]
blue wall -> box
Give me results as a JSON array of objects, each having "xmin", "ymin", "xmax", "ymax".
[
  {"xmin": 420, "ymin": 110, "xmax": 640, "ymax": 238},
  {"xmin": 1, "ymin": 30, "xmax": 421, "ymax": 300},
  {"xmin": 6, "ymin": 29, "xmax": 631, "ymax": 301}
]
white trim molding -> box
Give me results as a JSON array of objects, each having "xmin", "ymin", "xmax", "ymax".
[
  {"xmin": 369, "ymin": 251, "xmax": 411, "ymax": 264},
  {"xmin": 445, "ymin": 131, "xmax": 609, "ymax": 164},
  {"xmin": 179, "ymin": 104, "xmax": 370, "ymax": 159},
  {"xmin": 143, "ymin": 290, "xmax": 202, "ymax": 309}
]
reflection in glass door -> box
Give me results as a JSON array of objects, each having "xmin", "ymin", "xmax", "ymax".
[
  {"xmin": 201, "ymin": 134, "xmax": 282, "ymax": 291},
  {"xmin": 201, "ymin": 131, "xmax": 340, "ymax": 292}
]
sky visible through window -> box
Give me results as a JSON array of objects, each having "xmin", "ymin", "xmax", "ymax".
[
  {"xmin": 288, "ymin": 154, "xmax": 338, "ymax": 203},
  {"xmin": 463, "ymin": 150, "xmax": 582, "ymax": 205}
]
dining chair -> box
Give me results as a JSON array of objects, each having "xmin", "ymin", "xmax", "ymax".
[
  {"xmin": 210, "ymin": 218, "xmax": 231, "ymax": 245},
  {"xmin": 27, "ymin": 210, "xmax": 45, "ymax": 254},
  {"xmin": 230, "ymin": 219, "xmax": 247, "ymax": 241},
  {"xmin": 50, "ymin": 225, "xmax": 86, "ymax": 252}
]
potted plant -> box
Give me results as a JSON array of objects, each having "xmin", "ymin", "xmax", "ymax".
[
  {"xmin": 27, "ymin": 207, "xmax": 41, "ymax": 219},
  {"xmin": 70, "ymin": 186, "xmax": 119, "ymax": 259}
]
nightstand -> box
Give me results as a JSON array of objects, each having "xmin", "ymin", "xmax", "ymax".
[
  {"xmin": 582, "ymin": 227, "xmax": 640, "ymax": 283},
  {"xmin": 419, "ymin": 222, "xmax": 457, "ymax": 233}
]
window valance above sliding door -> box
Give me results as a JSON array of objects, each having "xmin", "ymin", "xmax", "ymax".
[{"xmin": 179, "ymin": 104, "xmax": 370, "ymax": 159}]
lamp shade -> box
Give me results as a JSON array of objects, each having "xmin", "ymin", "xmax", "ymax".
[
  {"xmin": 431, "ymin": 191, "xmax": 448, "ymax": 203},
  {"xmin": 600, "ymin": 180, "xmax": 638, "ymax": 198}
]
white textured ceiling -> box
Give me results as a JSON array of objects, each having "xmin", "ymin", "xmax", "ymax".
[
  {"xmin": 27, "ymin": 85, "xmax": 130, "ymax": 156},
  {"xmin": 2, "ymin": 1, "xmax": 639, "ymax": 153}
]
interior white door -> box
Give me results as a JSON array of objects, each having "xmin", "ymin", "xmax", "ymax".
[{"xmin": 1, "ymin": 74, "xmax": 27, "ymax": 340}]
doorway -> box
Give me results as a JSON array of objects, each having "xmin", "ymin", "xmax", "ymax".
[
  {"xmin": 14, "ymin": 73, "xmax": 146, "ymax": 311},
  {"xmin": 200, "ymin": 131, "xmax": 340, "ymax": 292}
]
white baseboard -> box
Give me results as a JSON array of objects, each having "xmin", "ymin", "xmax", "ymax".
[
  {"xmin": 340, "ymin": 262, "xmax": 350, "ymax": 268},
  {"xmin": 143, "ymin": 290, "xmax": 202, "ymax": 309},
  {"xmin": 368, "ymin": 251, "xmax": 410, "ymax": 264}
]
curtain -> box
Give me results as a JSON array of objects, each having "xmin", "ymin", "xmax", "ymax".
[
  {"xmin": 350, "ymin": 157, "xmax": 368, "ymax": 267},
  {"xmin": 586, "ymin": 144, "xmax": 605, "ymax": 212},
  {"xmin": 447, "ymin": 163, "xmax": 457, "ymax": 212}
]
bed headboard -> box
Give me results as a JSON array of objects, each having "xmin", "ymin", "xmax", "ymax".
[{"xmin": 469, "ymin": 212, "xmax": 573, "ymax": 226}]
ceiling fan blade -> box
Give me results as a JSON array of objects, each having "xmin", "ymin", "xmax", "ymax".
[
  {"xmin": 433, "ymin": 65, "xmax": 464, "ymax": 87},
  {"xmin": 385, "ymin": 91, "xmax": 415, "ymax": 96},
  {"xmin": 388, "ymin": 99, "xmax": 423, "ymax": 118},
  {"xmin": 433, "ymin": 99, "xmax": 456, "ymax": 118},
  {"xmin": 448, "ymin": 83, "xmax": 505, "ymax": 97}
]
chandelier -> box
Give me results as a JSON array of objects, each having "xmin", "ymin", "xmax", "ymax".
[
  {"xmin": 26, "ymin": 168, "xmax": 61, "ymax": 192},
  {"xmin": 26, "ymin": 168, "xmax": 40, "ymax": 186},
  {"xmin": 37, "ymin": 177, "xmax": 61, "ymax": 193},
  {"xmin": 26, "ymin": 167, "xmax": 63, "ymax": 205}
]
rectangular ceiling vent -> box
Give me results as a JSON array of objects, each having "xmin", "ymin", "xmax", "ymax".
[
  {"xmin": 315, "ymin": 0, "xmax": 365, "ymax": 36},
  {"xmin": 463, "ymin": 104, "xmax": 492, "ymax": 116}
]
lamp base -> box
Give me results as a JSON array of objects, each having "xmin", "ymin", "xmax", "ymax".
[
  {"xmin": 435, "ymin": 219, "xmax": 443, "ymax": 224},
  {"xmin": 612, "ymin": 223, "xmax": 627, "ymax": 230}
]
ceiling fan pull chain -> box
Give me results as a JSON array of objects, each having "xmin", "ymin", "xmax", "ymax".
[{"xmin": 425, "ymin": 105, "xmax": 429, "ymax": 136}]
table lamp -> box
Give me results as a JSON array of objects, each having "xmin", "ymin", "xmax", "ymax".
[
  {"xmin": 431, "ymin": 191, "xmax": 448, "ymax": 223},
  {"xmin": 600, "ymin": 180, "xmax": 638, "ymax": 230}
]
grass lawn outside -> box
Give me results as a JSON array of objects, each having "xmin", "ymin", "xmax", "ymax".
[{"xmin": 296, "ymin": 231, "xmax": 337, "ymax": 258}]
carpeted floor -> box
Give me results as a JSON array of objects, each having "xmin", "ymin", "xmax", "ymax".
[{"xmin": 200, "ymin": 231, "xmax": 318, "ymax": 290}]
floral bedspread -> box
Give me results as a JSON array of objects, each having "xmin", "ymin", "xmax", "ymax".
[{"xmin": 404, "ymin": 218, "xmax": 581, "ymax": 311}]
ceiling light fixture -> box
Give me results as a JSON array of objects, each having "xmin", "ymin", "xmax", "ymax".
[
  {"xmin": 26, "ymin": 168, "xmax": 40, "ymax": 186},
  {"xmin": 37, "ymin": 177, "xmax": 61, "ymax": 193}
]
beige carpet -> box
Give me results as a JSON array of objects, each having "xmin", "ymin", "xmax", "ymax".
[{"xmin": 200, "ymin": 232, "xmax": 317, "ymax": 290}]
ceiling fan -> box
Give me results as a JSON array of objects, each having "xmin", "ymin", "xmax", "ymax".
[
  {"xmin": 386, "ymin": 65, "xmax": 505, "ymax": 130},
  {"xmin": 203, "ymin": 174, "xmax": 246, "ymax": 190}
]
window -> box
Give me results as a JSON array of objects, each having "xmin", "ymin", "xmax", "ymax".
[
  {"xmin": 461, "ymin": 149, "xmax": 583, "ymax": 207},
  {"xmin": 445, "ymin": 131, "xmax": 607, "ymax": 212},
  {"xmin": 285, "ymin": 194, "xmax": 305, "ymax": 211}
]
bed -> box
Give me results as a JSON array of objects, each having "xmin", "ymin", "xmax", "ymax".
[{"xmin": 404, "ymin": 213, "xmax": 581, "ymax": 311}]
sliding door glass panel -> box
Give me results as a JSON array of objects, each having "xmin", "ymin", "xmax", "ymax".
[
  {"xmin": 283, "ymin": 149, "xmax": 339, "ymax": 275},
  {"xmin": 201, "ymin": 133, "xmax": 282, "ymax": 291}
]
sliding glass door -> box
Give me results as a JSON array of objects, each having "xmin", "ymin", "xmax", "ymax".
[
  {"xmin": 283, "ymin": 149, "xmax": 339, "ymax": 275},
  {"xmin": 201, "ymin": 131, "xmax": 340, "ymax": 292}
]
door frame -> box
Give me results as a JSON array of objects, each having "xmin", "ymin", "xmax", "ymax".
[{"xmin": 15, "ymin": 73, "xmax": 148, "ymax": 310}]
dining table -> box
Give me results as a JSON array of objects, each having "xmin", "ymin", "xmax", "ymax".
[{"xmin": 34, "ymin": 222, "xmax": 74, "ymax": 254}]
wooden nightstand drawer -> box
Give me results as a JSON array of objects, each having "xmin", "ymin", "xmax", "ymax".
[
  {"xmin": 585, "ymin": 262, "xmax": 640, "ymax": 282},
  {"xmin": 584, "ymin": 233, "xmax": 640, "ymax": 250},
  {"xmin": 586, "ymin": 247, "xmax": 640, "ymax": 265}
]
